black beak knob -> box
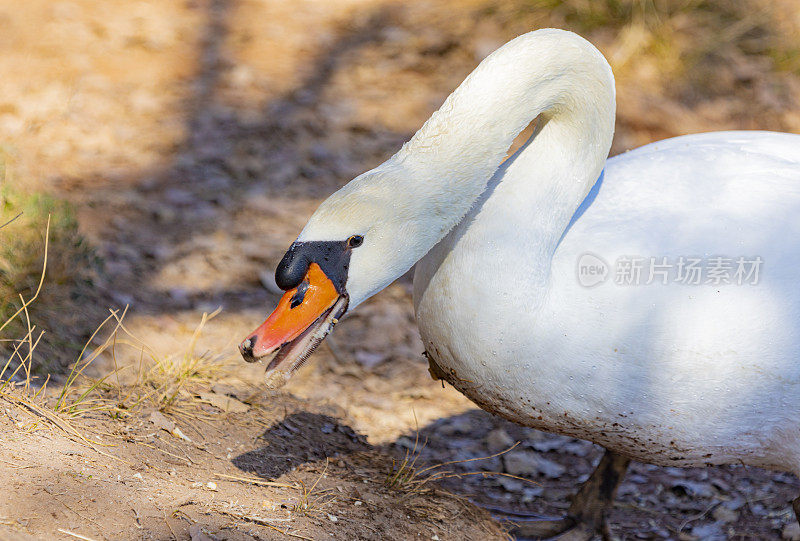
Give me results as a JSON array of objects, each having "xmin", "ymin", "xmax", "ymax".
[{"xmin": 275, "ymin": 243, "xmax": 310, "ymax": 291}]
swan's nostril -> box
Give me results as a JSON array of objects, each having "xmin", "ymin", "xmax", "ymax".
[{"xmin": 290, "ymin": 280, "xmax": 309, "ymax": 308}]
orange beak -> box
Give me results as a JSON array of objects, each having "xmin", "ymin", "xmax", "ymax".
[{"xmin": 239, "ymin": 263, "xmax": 347, "ymax": 386}]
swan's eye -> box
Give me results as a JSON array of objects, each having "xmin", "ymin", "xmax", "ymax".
[{"xmin": 347, "ymin": 235, "xmax": 364, "ymax": 248}]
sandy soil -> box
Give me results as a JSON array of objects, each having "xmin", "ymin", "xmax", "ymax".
[
  {"xmin": 0, "ymin": 388, "xmax": 503, "ymax": 540},
  {"xmin": 2, "ymin": 0, "xmax": 800, "ymax": 539}
]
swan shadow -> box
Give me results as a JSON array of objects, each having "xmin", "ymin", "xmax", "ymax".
[
  {"xmin": 231, "ymin": 407, "xmax": 800, "ymax": 537},
  {"xmin": 231, "ymin": 411, "xmax": 370, "ymax": 480}
]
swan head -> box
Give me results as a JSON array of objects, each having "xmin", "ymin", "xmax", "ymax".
[
  {"xmin": 239, "ymin": 162, "xmax": 441, "ymax": 388},
  {"xmin": 237, "ymin": 28, "xmax": 616, "ymax": 387}
]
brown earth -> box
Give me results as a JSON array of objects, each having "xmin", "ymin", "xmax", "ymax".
[
  {"xmin": 0, "ymin": 388, "xmax": 504, "ymax": 540},
  {"xmin": 1, "ymin": 0, "xmax": 800, "ymax": 539}
]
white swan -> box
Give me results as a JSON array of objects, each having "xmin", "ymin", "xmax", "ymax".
[{"xmin": 240, "ymin": 29, "xmax": 800, "ymax": 537}]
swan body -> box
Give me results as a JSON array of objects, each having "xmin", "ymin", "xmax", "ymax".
[
  {"xmin": 241, "ymin": 29, "xmax": 800, "ymax": 482},
  {"xmin": 414, "ymin": 130, "xmax": 800, "ymax": 473}
]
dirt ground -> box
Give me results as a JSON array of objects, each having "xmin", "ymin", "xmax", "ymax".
[
  {"xmin": 0, "ymin": 386, "xmax": 506, "ymax": 541},
  {"xmin": 2, "ymin": 0, "xmax": 800, "ymax": 539}
]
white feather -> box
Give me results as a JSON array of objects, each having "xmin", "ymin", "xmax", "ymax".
[{"xmin": 297, "ymin": 29, "xmax": 800, "ymax": 474}]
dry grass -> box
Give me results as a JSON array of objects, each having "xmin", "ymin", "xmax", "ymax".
[
  {"xmin": 385, "ymin": 415, "xmax": 427, "ymax": 490},
  {"xmin": 564, "ymin": 0, "xmax": 800, "ymax": 138},
  {"xmin": 0, "ymin": 212, "xmax": 52, "ymax": 395},
  {"xmin": 0, "ymin": 212, "xmax": 243, "ymax": 451},
  {"xmin": 393, "ymin": 0, "xmax": 800, "ymax": 149},
  {"xmin": 385, "ymin": 411, "xmax": 536, "ymax": 494},
  {"xmin": 0, "ymin": 149, "xmax": 104, "ymax": 375},
  {"xmin": 53, "ymin": 307, "xmax": 246, "ymax": 422},
  {"xmin": 290, "ymin": 459, "xmax": 337, "ymax": 517},
  {"xmin": 495, "ymin": 0, "xmax": 800, "ymax": 79},
  {"xmin": 0, "ymin": 222, "xmax": 124, "ymax": 457}
]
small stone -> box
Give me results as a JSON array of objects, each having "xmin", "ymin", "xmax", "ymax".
[
  {"xmin": 783, "ymin": 522, "xmax": 800, "ymax": 541},
  {"xmin": 751, "ymin": 503, "xmax": 768, "ymax": 516},
  {"xmin": 562, "ymin": 441, "xmax": 592, "ymax": 457},
  {"xmin": 669, "ymin": 480, "xmax": 714, "ymax": 499},
  {"xmin": 438, "ymin": 416, "xmax": 473, "ymax": 436},
  {"xmin": 504, "ymin": 450, "xmax": 537, "ymax": 476},
  {"xmin": 189, "ymin": 523, "xmax": 215, "ymax": 541},
  {"xmin": 722, "ymin": 496, "xmax": 745, "ymax": 511},
  {"xmin": 504, "ymin": 450, "xmax": 566, "ymax": 479},
  {"xmin": 395, "ymin": 436, "xmax": 419, "ymax": 450},
  {"xmin": 530, "ymin": 439, "xmax": 565, "ymax": 452},
  {"xmin": 486, "ymin": 428, "xmax": 514, "ymax": 454},
  {"xmin": 355, "ymin": 351, "xmax": 385, "ymax": 368},
  {"xmin": 690, "ymin": 523, "xmax": 724, "ymax": 541},
  {"xmin": 149, "ymin": 410, "xmax": 175, "ymax": 432},
  {"xmin": 327, "ymin": 513, "xmax": 338, "ymax": 523},
  {"xmin": 164, "ymin": 188, "xmax": 195, "ymax": 206},
  {"xmin": 132, "ymin": 473, "xmax": 143, "ymax": 480},
  {"xmin": 497, "ymin": 477, "xmax": 523, "ymax": 492},
  {"xmin": 711, "ymin": 505, "xmax": 738, "ymax": 524},
  {"xmin": 353, "ymin": 501, "xmax": 363, "ymax": 506},
  {"xmin": 478, "ymin": 456, "xmax": 503, "ymax": 472},
  {"xmin": 710, "ymin": 478, "xmax": 730, "ymax": 491},
  {"xmin": 198, "ymin": 391, "xmax": 249, "ymax": 413},
  {"xmin": 172, "ymin": 426, "xmax": 192, "ymax": 442},
  {"xmin": 432, "ymin": 536, "xmax": 440, "ymax": 541},
  {"xmin": 521, "ymin": 486, "xmax": 544, "ymax": 503},
  {"xmin": 206, "ymin": 481, "xmax": 218, "ymax": 491},
  {"xmin": 535, "ymin": 456, "xmax": 567, "ymax": 479}
]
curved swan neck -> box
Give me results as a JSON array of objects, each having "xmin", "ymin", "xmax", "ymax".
[
  {"xmin": 298, "ymin": 29, "xmax": 615, "ymax": 308},
  {"xmin": 395, "ymin": 28, "xmax": 615, "ymax": 240}
]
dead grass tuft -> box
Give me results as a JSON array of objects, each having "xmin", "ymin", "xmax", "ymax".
[
  {"xmin": 0, "ymin": 224, "xmax": 127, "ymax": 459},
  {"xmin": 0, "ymin": 212, "xmax": 241, "ymax": 461},
  {"xmin": 423, "ymin": 0, "xmax": 800, "ymax": 144},
  {"xmin": 385, "ymin": 411, "xmax": 537, "ymax": 495},
  {"xmin": 55, "ymin": 307, "xmax": 246, "ymax": 422},
  {"xmin": 290, "ymin": 459, "xmax": 337, "ymax": 517},
  {"xmin": 0, "ymin": 149, "xmax": 105, "ymax": 374}
]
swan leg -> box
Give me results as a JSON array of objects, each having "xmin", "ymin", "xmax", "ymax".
[{"xmin": 513, "ymin": 450, "xmax": 630, "ymax": 540}]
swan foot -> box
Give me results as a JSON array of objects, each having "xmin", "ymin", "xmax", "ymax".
[{"xmin": 512, "ymin": 450, "xmax": 630, "ymax": 540}]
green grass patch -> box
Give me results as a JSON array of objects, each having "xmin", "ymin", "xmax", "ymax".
[{"xmin": 1, "ymin": 153, "xmax": 104, "ymax": 376}]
